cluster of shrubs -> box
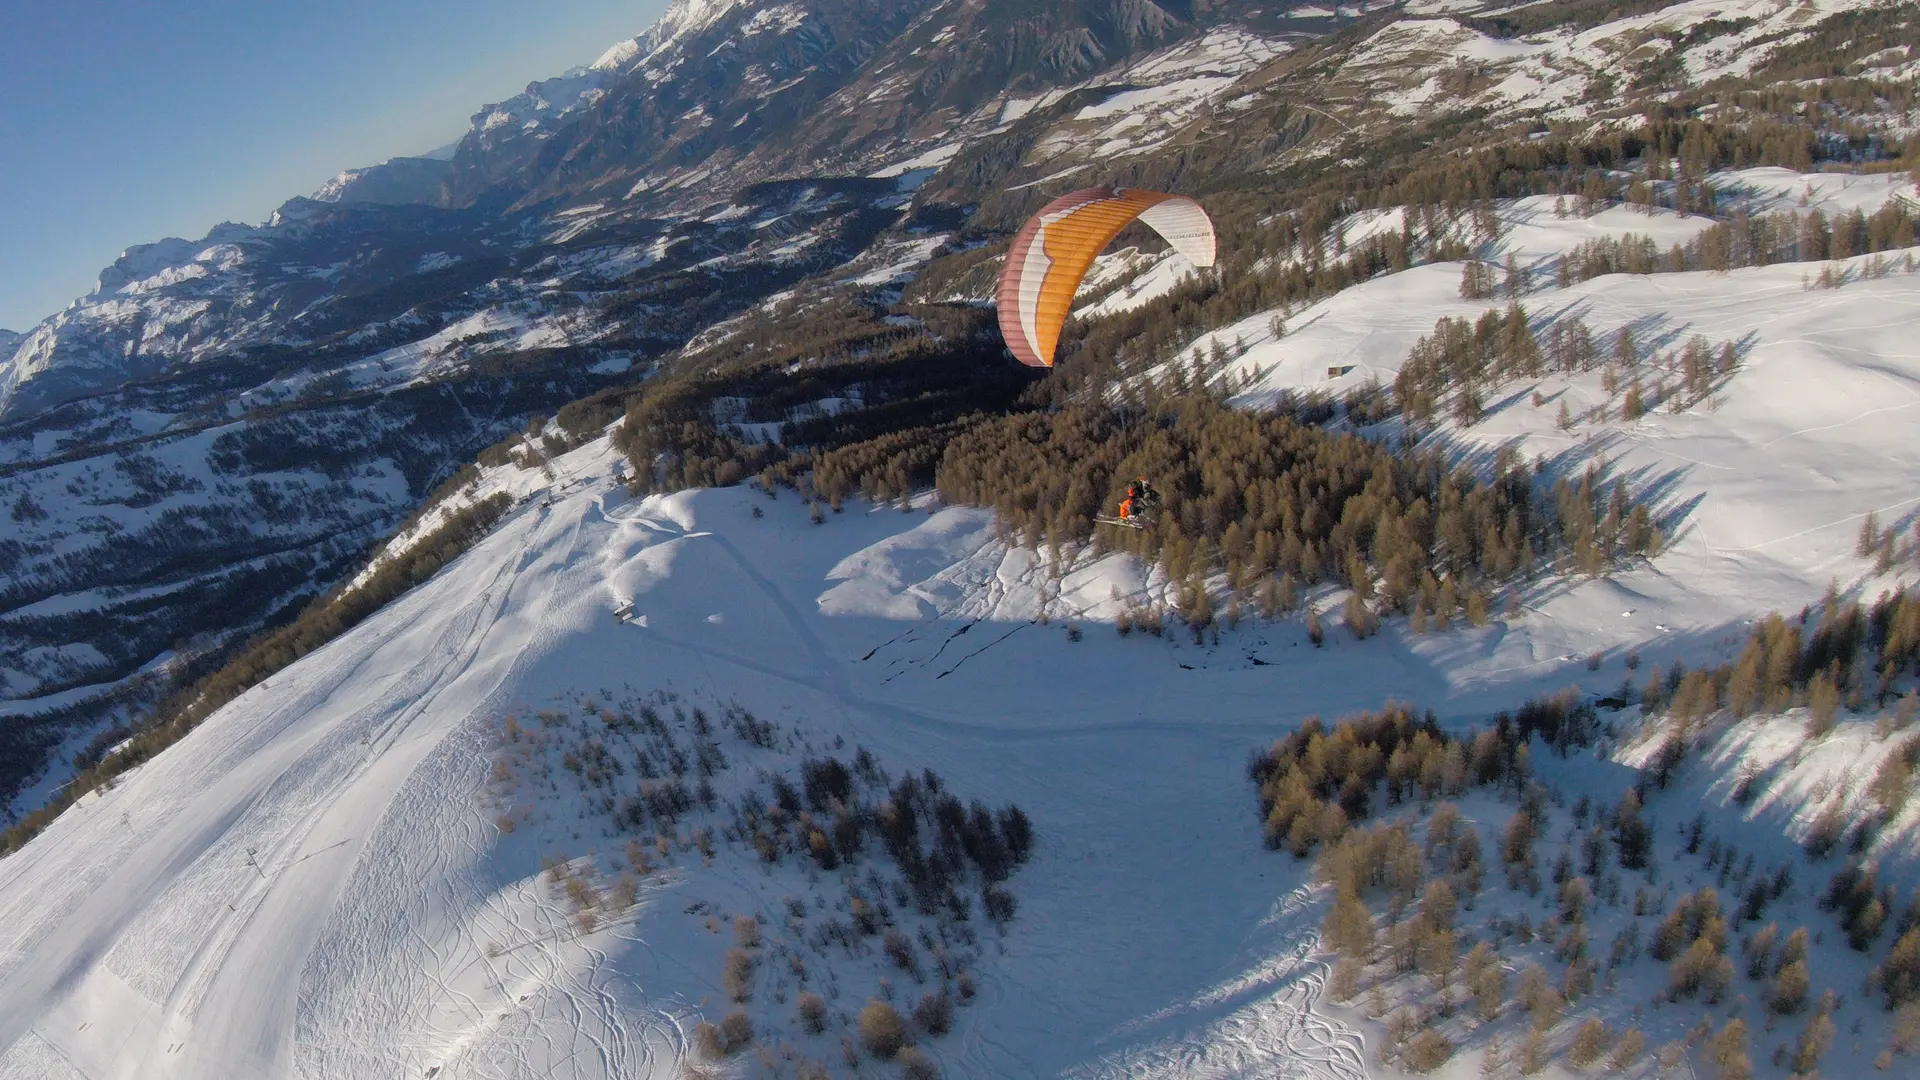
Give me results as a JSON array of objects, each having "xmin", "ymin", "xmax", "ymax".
[
  {"xmin": 1548, "ymin": 200, "xmax": 1917, "ymax": 285},
  {"xmin": 1624, "ymin": 586, "xmax": 1920, "ymax": 801},
  {"xmin": 1649, "ymin": 888, "xmax": 1735, "ymax": 1002},
  {"xmin": 1254, "ymin": 707, "xmax": 1485, "ymax": 857},
  {"xmin": 1816, "ymin": 862, "xmax": 1920, "ymax": 1010},
  {"xmin": 1400, "ymin": 298, "xmax": 1742, "ymax": 433},
  {"xmin": 1255, "ymin": 697, "xmax": 1920, "ymax": 1075},
  {"xmin": 493, "ymin": 694, "xmax": 1028, "ymax": 1077},
  {"xmin": 1251, "ymin": 696, "xmax": 1611, "ymax": 859}
]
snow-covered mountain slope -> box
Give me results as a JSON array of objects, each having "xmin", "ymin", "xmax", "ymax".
[
  {"xmin": 0, "ymin": 455, "xmax": 1350, "ymax": 1080},
  {"xmin": 0, "ymin": 339, "xmax": 1913, "ymax": 1078},
  {"xmin": 312, "ymin": 156, "xmax": 454, "ymax": 206},
  {"xmin": 1123, "ymin": 168, "xmax": 1920, "ymax": 634},
  {"xmin": 6, "ymin": 176, "xmax": 1920, "ymax": 1070},
  {"xmin": 3, "ymin": 0, "xmax": 1920, "ymax": 1067},
  {"xmin": 1306, "ymin": 0, "xmax": 1907, "ymax": 126},
  {"xmin": 0, "ymin": 0, "xmax": 1324, "ymax": 810},
  {"xmin": 0, "ymin": 170, "xmax": 927, "ymax": 813},
  {"xmin": 0, "ymin": 0, "xmax": 1226, "ymax": 419}
]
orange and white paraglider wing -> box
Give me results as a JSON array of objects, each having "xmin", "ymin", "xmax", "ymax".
[{"xmin": 996, "ymin": 187, "xmax": 1216, "ymax": 368}]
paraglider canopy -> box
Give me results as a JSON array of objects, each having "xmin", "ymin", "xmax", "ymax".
[{"xmin": 996, "ymin": 187, "xmax": 1217, "ymax": 368}]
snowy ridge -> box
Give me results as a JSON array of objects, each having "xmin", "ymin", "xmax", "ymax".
[
  {"xmin": 0, "ymin": 444, "xmax": 1386, "ymax": 1079},
  {"xmin": 6, "ymin": 175, "xmax": 1920, "ymax": 1070},
  {"xmin": 467, "ymin": 2, "xmax": 761, "ymax": 140},
  {"xmin": 310, "ymin": 156, "xmax": 452, "ymax": 206},
  {"xmin": 591, "ymin": 0, "xmax": 753, "ymax": 75}
]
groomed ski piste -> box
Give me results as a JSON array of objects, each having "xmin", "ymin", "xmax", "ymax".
[{"xmin": 0, "ymin": 171, "xmax": 1917, "ymax": 1080}]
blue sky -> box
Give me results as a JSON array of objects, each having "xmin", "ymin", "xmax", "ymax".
[{"xmin": 0, "ymin": 0, "xmax": 669, "ymax": 331}]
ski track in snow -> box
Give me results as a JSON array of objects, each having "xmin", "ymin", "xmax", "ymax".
[{"xmin": 0, "ymin": 501, "xmax": 679, "ymax": 1079}]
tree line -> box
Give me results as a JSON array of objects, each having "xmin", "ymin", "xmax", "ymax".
[{"xmin": 929, "ymin": 397, "xmax": 1663, "ymax": 632}]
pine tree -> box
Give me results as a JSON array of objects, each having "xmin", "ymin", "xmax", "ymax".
[
  {"xmin": 1454, "ymin": 382, "xmax": 1485, "ymax": 426},
  {"xmin": 1859, "ymin": 510, "xmax": 1883, "ymax": 558},
  {"xmin": 1621, "ymin": 383, "xmax": 1646, "ymax": 421},
  {"xmin": 1707, "ymin": 1018, "xmax": 1752, "ymax": 1080},
  {"xmin": 1727, "ymin": 640, "xmax": 1764, "ymax": 716},
  {"xmin": 1614, "ymin": 327, "xmax": 1639, "ymax": 370},
  {"xmin": 1481, "ymin": 1034, "xmax": 1504, "ymax": 1078},
  {"xmin": 1505, "ymin": 253, "xmax": 1530, "ymax": 298},
  {"xmin": 1324, "ymin": 887, "xmax": 1377, "ymax": 957},
  {"xmin": 1874, "ymin": 749, "xmax": 1914, "ymax": 819},
  {"xmin": 859, "ymin": 1000, "xmax": 908, "ymax": 1058},
  {"xmin": 1570, "ymin": 1018, "xmax": 1610, "ymax": 1067},
  {"xmin": 1329, "ymin": 957, "xmax": 1362, "ymax": 1002},
  {"xmin": 1716, "ymin": 341, "xmax": 1739, "ymax": 376},
  {"xmin": 1807, "ymin": 671, "xmax": 1840, "ymax": 738},
  {"xmin": 1502, "ymin": 302, "xmax": 1543, "ymax": 377},
  {"xmin": 1887, "ymin": 930, "xmax": 1920, "ymax": 1009},
  {"xmin": 1460, "ymin": 260, "xmax": 1494, "ymax": 300},
  {"xmin": 1791, "ymin": 1009, "xmax": 1836, "ymax": 1075},
  {"xmin": 1518, "ymin": 1029, "xmax": 1548, "ymax": 1075},
  {"xmin": 1406, "ymin": 1028, "xmax": 1454, "ymax": 1073},
  {"xmin": 1770, "ymin": 957, "xmax": 1810, "ymax": 1014},
  {"xmin": 1608, "ymin": 1027, "xmax": 1645, "ymax": 1070},
  {"xmin": 1467, "ymin": 589, "xmax": 1491, "ymax": 627},
  {"xmin": 1745, "ymin": 923, "xmax": 1779, "ymax": 980}
]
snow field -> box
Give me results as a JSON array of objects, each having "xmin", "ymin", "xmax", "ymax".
[
  {"xmin": 477, "ymin": 684, "xmax": 1026, "ymax": 1074},
  {"xmin": 1096, "ymin": 178, "xmax": 1920, "ymax": 702},
  {"xmin": 0, "ymin": 462, "xmax": 1350, "ymax": 1079},
  {"xmin": 0, "ymin": 101, "xmax": 1918, "ymax": 1080},
  {"xmin": 0, "ymin": 383, "xmax": 1917, "ymax": 1077},
  {"xmin": 1326, "ymin": 0, "xmax": 1902, "ymax": 125}
]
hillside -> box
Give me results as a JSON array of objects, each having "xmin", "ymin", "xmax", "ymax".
[
  {"xmin": 5, "ymin": 0, "xmax": 1913, "ymax": 815},
  {"xmin": 2, "ymin": 0, "xmax": 1920, "ymax": 1077},
  {"xmin": 3, "ymin": 154, "xmax": 1920, "ymax": 1073},
  {"xmin": 0, "ymin": 0, "xmax": 1316, "ymax": 814}
]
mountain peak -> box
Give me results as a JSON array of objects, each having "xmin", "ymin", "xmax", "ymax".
[
  {"xmin": 591, "ymin": 0, "xmax": 755, "ymax": 75},
  {"xmin": 311, "ymin": 156, "xmax": 455, "ymax": 206},
  {"xmin": 93, "ymin": 237, "xmax": 202, "ymax": 294}
]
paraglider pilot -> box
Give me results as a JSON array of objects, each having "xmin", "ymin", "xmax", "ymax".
[{"xmin": 1119, "ymin": 477, "xmax": 1160, "ymax": 523}]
